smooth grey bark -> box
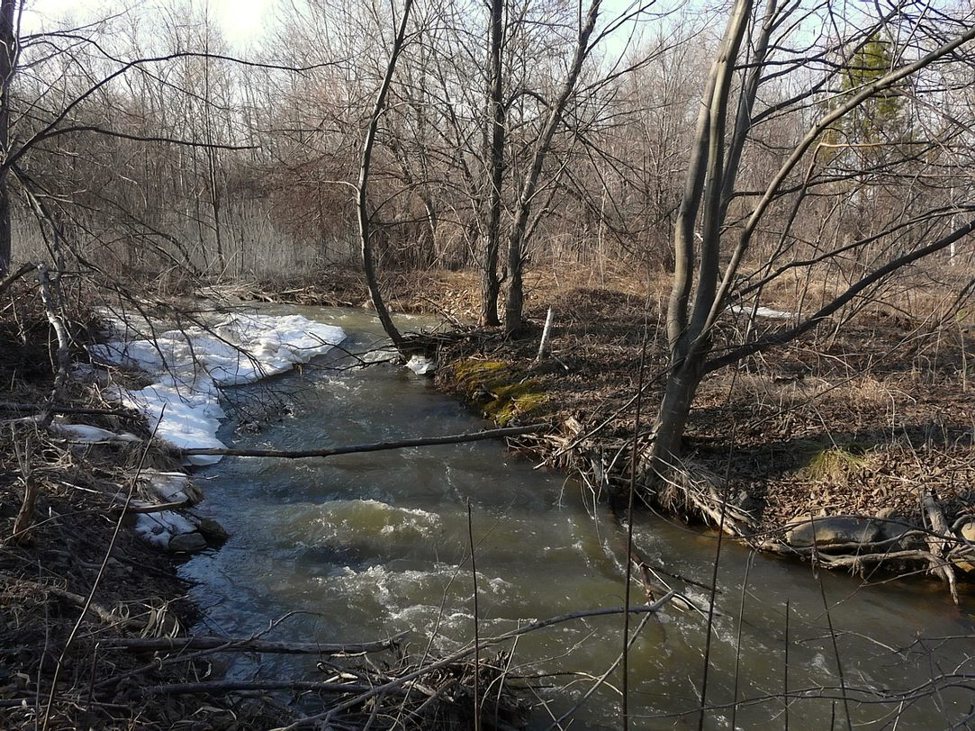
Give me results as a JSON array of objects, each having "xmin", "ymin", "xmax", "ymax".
[
  {"xmin": 652, "ymin": 0, "xmax": 754, "ymax": 470},
  {"xmin": 357, "ymin": 0, "xmax": 414, "ymax": 352}
]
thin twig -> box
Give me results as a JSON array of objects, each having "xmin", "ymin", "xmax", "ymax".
[
  {"xmin": 622, "ymin": 302, "xmax": 650, "ymax": 731},
  {"xmin": 272, "ymin": 596, "xmax": 676, "ymax": 731},
  {"xmin": 468, "ymin": 500, "xmax": 481, "ymax": 731},
  {"xmin": 98, "ymin": 633, "xmax": 407, "ymax": 655}
]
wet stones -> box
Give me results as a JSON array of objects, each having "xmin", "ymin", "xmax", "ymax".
[
  {"xmin": 168, "ymin": 531, "xmax": 208, "ymax": 553},
  {"xmin": 958, "ymin": 520, "xmax": 975, "ymax": 544},
  {"xmin": 197, "ymin": 517, "xmax": 230, "ymax": 545},
  {"xmin": 785, "ymin": 516, "xmax": 883, "ymax": 549}
]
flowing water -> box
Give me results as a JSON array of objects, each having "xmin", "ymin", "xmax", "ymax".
[{"xmin": 182, "ymin": 307, "xmax": 975, "ymax": 730}]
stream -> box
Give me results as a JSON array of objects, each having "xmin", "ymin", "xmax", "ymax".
[{"xmin": 181, "ymin": 307, "xmax": 975, "ymax": 730}]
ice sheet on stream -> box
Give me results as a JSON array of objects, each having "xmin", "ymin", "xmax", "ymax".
[{"xmin": 89, "ymin": 312, "xmax": 346, "ymax": 465}]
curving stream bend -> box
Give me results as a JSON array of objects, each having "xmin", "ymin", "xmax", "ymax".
[{"xmin": 181, "ymin": 307, "xmax": 975, "ymax": 730}]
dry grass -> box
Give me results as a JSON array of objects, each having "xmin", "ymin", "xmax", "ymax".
[{"xmin": 0, "ymin": 280, "xmax": 293, "ymax": 730}]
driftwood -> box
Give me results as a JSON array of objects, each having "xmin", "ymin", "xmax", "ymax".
[
  {"xmin": 102, "ymin": 632, "xmax": 407, "ymax": 656},
  {"xmin": 179, "ymin": 424, "xmax": 548, "ymax": 458},
  {"xmin": 922, "ymin": 491, "xmax": 959, "ymax": 604}
]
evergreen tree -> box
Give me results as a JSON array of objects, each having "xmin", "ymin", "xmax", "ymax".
[{"xmin": 840, "ymin": 33, "xmax": 905, "ymax": 146}]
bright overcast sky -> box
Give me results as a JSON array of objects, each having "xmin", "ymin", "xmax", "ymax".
[
  {"xmin": 22, "ymin": 0, "xmax": 273, "ymax": 48},
  {"xmin": 22, "ymin": 0, "xmax": 670, "ymax": 57}
]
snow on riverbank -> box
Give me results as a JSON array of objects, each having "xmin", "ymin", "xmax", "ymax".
[
  {"xmin": 728, "ymin": 304, "xmax": 796, "ymax": 320},
  {"xmin": 89, "ymin": 312, "xmax": 346, "ymax": 465}
]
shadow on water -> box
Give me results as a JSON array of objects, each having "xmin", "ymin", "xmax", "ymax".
[{"xmin": 181, "ymin": 307, "xmax": 975, "ymax": 730}]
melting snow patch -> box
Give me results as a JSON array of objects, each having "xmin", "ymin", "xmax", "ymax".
[
  {"xmin": 134, "ymin": 510, "xmax": 198, "ymax": 550},
  {"xmin": 728, "ymin": 304, "xmax": 796, "ymax": 320},
  {"xmin": 406, "ymin": 354, "xmax": 436, "ymax": 376},
  {"xmin": 50, "ymin": 420, "xmax": 140, "ymax": 444},
  {"xmin": 89, "ymin": 312, "xmax": 346, "ymax": 465}
]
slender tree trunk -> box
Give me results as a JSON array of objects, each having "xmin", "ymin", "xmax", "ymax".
[
  {"xmin": 358, "ymin": 0, "xmax": 413, "ymax": 352},
  {"xmin": 650, "ymin": 362, "xmax": 702, "ymax": 477},
  {"xmin": 202, "ymin": 13, "xmax": 226, "ymax": 275},
  {"xmin": 480, "ymin": 0, "xmax": 505, "ymax": 327},
  {"xmin": 0, "ymin": 0, "xmax": 18, "ymax": 276},
  {"xmin": 649, "ymin": 0, "xmax": 975, "ymax": 480},
  {"xmin": 503, "ymin": 0, "xmax": 602, "ymax": 335}
]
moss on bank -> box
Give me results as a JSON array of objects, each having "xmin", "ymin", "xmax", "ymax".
[{"xmin": 451, "ymin": 358, "xmax": 548, "ymax": 426}]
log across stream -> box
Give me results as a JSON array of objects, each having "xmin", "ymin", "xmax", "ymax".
[{"xmin": 181, "ymin": 306, "xmax": 975, "ymax": 730}]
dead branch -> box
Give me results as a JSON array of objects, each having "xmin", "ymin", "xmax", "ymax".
[
  {"xmin": 179, "ymin": 424, "xmax": 549, "ymax": 458},
  {"xmin": 116, "ymin": 500, "xmax": 191, "ymax": 514},
  {"xmin": 0, "ymin": 576, "xmax": 123, "ymax": 627},
  {"xmin": 101, "ymin": 633, "xmax": 407, "ymax": 656},
  {"xmin": 0, "ymin": 401, "xmax": 138, "ymax": 418},
  {"xmin": 35, "ymin": 264, "xmax": 71, "ymax": 428},
  {"xmin": 273, "ymin": 596, "xmax": 675, "ymax": 731},
  {"xmin": 145, "ymin": 679, "xmax": 381, "ymax": 696},
  {"xmin": 0, "ymin": 261, "xmax": 33, "ymax": 295}
]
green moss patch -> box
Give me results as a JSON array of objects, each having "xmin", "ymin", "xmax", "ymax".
[{"xmin": 451, "ymin": 358, "xmax": 548, "ymax": 425}]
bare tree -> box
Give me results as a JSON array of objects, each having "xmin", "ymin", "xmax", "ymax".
[
  {"xmin": 0, "ymin": 0, "xmax": 19, "ymax": 276},
  {"xmin": 648, "ymin": 0, "xmax": 975, "ymax": 488},
  {"xmin": 480, "ymin": 0, "xmax": 505, "ymax": 326},
  {"xmin": 357, "ymin": 0, "xmax": 414, "ymax": 351},
  {"xmin": 502, "ymin": 0, "xmax": 602, "ymax": 334}
]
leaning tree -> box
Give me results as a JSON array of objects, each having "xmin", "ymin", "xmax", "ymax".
[{"xmin": 647, "ymin": 0, "xmax": 975, "ymax": 490}]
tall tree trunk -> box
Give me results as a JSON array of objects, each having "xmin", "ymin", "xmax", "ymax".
[
  {"xmin": 479, "ymin": 0, "xmax": 505, "ymax": 327},
  {"xmin": 503, "ymin": 0, "xmax": 602, "ymax": 336},
  {"xmin": 358, "ymin": 0, "xmax": 413, "ymax": 352},
  {"xmin": 202, "ymin": 11, "xmax": 226, "ymax": 275},
  {"xmin": 0, "ymin": 0, "xmax": 18, "ymax": 276},
  {"xmin": 651, "ymin": 0, "xmax": 753, "ymax": 471}
]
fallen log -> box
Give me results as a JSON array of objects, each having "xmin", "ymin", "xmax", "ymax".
[
  {"xmin": 145, "ymin": 679, "xmax": 382, "ymax": 697},
  {"xmin": 178, "ymin": 424, "xmax": 549, "ymax": 459},
  {"xmin": 100, "ymin": 632, "xmax": 407, "ymax": 655}
]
